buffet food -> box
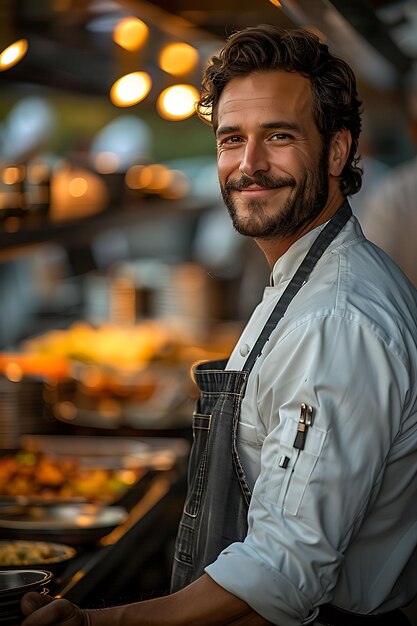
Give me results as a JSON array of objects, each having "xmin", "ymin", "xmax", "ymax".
[
  {"xmin": 22, "ymin": 321, "xmax": 189, "ymax": 371},
  {"xmin": 0, "ymin": 321, "xmax": 237, "ymax": 430},
  {"xmin": 0, "ymin": 451, "xmax": 144, "ymax": 503},
  {"xmin": 0, "ymin": 540, "xmax": 76, "ymax": 567}
]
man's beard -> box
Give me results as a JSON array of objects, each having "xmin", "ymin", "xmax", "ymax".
[{"xmin": 220, "ymin": 144, "xmax": 330, "ymax": 239}]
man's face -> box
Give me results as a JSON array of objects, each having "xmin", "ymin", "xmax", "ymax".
[{"xmin": 215, "ymin": 70, "xmax": 330, "ymax": 239}]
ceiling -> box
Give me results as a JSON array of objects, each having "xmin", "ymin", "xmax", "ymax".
[{"xmin": 0, "ymin": 0, "xmax": 416, "ymax": 100}]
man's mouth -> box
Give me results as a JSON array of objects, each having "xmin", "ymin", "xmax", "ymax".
[
  {"xmin": 237, "ymin": 185, "xmax": 288, "ymax": 199},
  {"xmin": 227, "ymin": 174, "xmax": 295, "ymax": 193}
]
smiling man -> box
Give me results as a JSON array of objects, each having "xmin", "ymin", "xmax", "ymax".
[{"xmin": 21, "ymin": 25, "xmax": 417, "ymax": 626}]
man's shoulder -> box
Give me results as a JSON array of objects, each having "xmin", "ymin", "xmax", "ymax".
[{"xmin": 291, "ymin": 234, "xmax": 417, "ymax": 343}]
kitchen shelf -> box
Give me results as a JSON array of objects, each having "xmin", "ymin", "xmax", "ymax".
[{"xmin": 0, "ymin": 197, "xmax": 209, "ymax": 260}]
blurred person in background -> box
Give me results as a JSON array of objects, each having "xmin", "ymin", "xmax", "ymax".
[
  {"xmin": 359, "ymin": 70, "xmax": 417, "ymax": 287},
  {"xmin": 20, "ymin": 25, "xmax": 417, "ymax": 626},
  {"xmin": 348, "ymin": 111, "xmax": 392, "ymax": 221}
]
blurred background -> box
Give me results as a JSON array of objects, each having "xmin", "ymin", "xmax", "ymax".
[
  {"xmin": 1, "ymin": 0, "xmax": 417, "ymax": 349},
  {"xmin": 0, "ymin": 0, "xmax": 416, "ymax": 443},
  {"xmin": 1, "ymin": 0, "xmax": 417, "ymax": 613},
  {"xmin": 0, "ymin": 0, "xmax": 417, "ymax": 435},
  {"xmin": 0, "ymin": 0, "xmax": 416, "ymax": 340}
]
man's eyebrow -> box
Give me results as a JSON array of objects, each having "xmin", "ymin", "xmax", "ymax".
[
  {"xmin": 215, "ymin": 125, "xmax": 239, "ymax": 139},
  {"xmin": 215, "ymin": 120, "xmax": 301, "ymax": 139},
  {"xmin": 262, "ymin": 121, "xmax": 301, "ymax": 132}
]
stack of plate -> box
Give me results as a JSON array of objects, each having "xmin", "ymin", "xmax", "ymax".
[
  {"xmin": 0, "ymin": 569, "xmax": 52, "ymax": 625},
  {"xmin": 0, "ymin": 377, "xmax": 54, "ymax": 449}
]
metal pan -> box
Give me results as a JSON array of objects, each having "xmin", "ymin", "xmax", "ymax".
[{"xmin": 0, "ymin": 503, "xmax": 127, "ymax": 545}]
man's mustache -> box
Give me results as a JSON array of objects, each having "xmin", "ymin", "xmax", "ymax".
[{"xmin": 225, "ymin": 173, "xmax": 296, "ymax": 191}]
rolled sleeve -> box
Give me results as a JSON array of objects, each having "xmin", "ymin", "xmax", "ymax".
[{"xmin": 206, "ymin": 539, "xmax": 321, "ymax": 625}]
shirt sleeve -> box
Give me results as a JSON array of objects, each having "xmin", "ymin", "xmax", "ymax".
[{"xmin": 205, "ymin": 313, "xmax": 409, "ymax": 625}]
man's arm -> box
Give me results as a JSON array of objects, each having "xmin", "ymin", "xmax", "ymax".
[{"xmin": 21, "ymin": 573, "xmax": 273, "ymax": 626}]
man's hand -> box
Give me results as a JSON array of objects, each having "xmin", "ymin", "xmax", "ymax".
[{"xmin": 21, "ymin": 592, "xmax": 89, "ymax": 626}]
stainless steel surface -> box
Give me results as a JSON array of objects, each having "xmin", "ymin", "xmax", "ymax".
[{"xmin": 0, "ymin": 503, "xmax": 128, "ymax": 545}]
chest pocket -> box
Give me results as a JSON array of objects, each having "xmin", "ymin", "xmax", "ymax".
[{"xmin": 267, "ymin": 416, "xmax": 327, "ymax": 516}]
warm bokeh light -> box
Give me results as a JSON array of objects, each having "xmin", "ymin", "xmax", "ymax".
[
  {"xmin": 56, "ymin": 400, "xmax": 76, "ymax": 421},
  {"xmin": 162, "ymin": 170, "xmax": 190, "ymax": 200},
  {"xmin": 2, "ymin": 166, "xmax": 24, "ymax": 185},
  {"xmin": 125, "ymin": 163, "xmax": 190, "ymax": 195},
  {"xmin": 159, "ymin": 42, "xmax": 198, "ymax": 76},
  {"xmin": 98, "ymin": 398, "xmax": 121, "ymax": 418},
  {"xmin": 157, "ymin": 84, "xmax": 199, "ymax": 121},
  {"xmin": 81, "ymin": 365, "xmax": 104, "ymax": 389},
  {"xmin": 75, "ymin": 515, "xmax": 94, "ymax": 528},
  {"xmin": 110, "ymin": 72, "xmax": 152, "ymax": 107},
  {"xmin": 126, "ymin": 163, "xmax": 173, "ymax": 193},
  {"xmin": 117, "ymin": 470, "xmax": 137, "ymax": 484},
  {"xmin": 4, "ymin": 362, "xmax": 23, "ymax": 383},
  {"xmin": 50, "ymin": 165, "xmax": 109, "ymax": 221},
  {"xmin": 68, "ymin": 177, "xmax": 88, "ymax": 198},
  {"xmin": 125, "ymin": 164, "xmax": 146, "ymax": 190},
  {"xmin": 142, "ymin": 164, "xmax": 173, "ymax": 191},
  {"xmin": 0, "ymin": 39, "xmax": 28, "ymax": 71},
  {"xmin": 94, "ymin": 151, "xmax": 121, "ymax": 174},
  {"xmin": 268, "ymin": 0, "xmax": 282, "ymax": 6},
  {"xmin": 126, "ymin": 164, "xmax": 190, "ymax": 199},
  {"xmin": 113, "ymin": 17, "xmax": 149, "ymax": 51}
]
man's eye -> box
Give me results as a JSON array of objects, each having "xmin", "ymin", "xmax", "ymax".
[
  {"xmin": 219, "ymin": 136, "xmax": 242, "ymax": 145},
  {"xmin": 271, "ymin": 133, "xmax": 292, "ymax": 141}
]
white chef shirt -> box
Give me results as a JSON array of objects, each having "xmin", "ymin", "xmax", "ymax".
[{"xmin": 205, "ymin": 214, "xmax": 417, "ymax": 625}]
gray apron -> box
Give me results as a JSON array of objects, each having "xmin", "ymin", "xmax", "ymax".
[{"xmin": 171, "ymin": 201, "xmax": 352, "ymax": 594}]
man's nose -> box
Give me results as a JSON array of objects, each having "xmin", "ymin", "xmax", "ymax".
[{"xmin": 239, "ymin": 140, "xmax": 269, "ymax": 177}]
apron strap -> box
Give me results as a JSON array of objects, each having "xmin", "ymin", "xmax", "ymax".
[{"xmin": 243, "ymin": 201, "xmax": 352, "ymax": 373}]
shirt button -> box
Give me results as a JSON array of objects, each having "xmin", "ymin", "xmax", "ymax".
[{"xmin": 239, "ymin": 343, "xmax": 251, "ymax": 357}]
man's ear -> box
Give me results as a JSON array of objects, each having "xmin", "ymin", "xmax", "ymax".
[{"xmin": 328, "ymin": 129, "xmax": 352, "ymax": 177}]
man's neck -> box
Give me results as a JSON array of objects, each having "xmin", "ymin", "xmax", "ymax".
[{"xmin": 256, "ymin": 191, "xmax": 346, "ymax": 268}]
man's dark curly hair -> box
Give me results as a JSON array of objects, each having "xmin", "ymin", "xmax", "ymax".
[{"xmin": 197, "ymin": 25, "xmax": 363, "ymax": 196}]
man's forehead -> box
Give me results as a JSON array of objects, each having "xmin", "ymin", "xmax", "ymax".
[
  {"xmin": 220, "ymin": 95, "xmax": 280, "ymax": 113},
  {"xmin": 217, "ymin": 71, "xmax": 312, "ymax": 119}
]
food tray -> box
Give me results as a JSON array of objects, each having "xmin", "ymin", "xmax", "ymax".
[{"xmin": 20, "ymin": 434, "xmax": 189, "ymax": 469}]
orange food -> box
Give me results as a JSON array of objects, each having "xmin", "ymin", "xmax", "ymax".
[{"xmin": 0, "ymin": 451, "xmax": 144, "ymax": 503}]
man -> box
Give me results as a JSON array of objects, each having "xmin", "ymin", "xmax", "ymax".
[{"xmin": 20, "ymin": 25, "xmax": 417, "ymax": 626}]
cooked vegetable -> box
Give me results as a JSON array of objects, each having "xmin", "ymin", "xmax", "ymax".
[
  {"xmin": 0, "ymin": 541, "xmax": 75, "ymax": 566},
  {"xmin": 0, "ymin": 452, "xmax": 143, "ymax": 503}
]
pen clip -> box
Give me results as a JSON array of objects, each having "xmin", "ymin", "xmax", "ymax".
[{"xmin": 293, "ymin": 403, "xmax": 313, "ymax": 450}]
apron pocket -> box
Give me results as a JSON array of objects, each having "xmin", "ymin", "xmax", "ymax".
[
  {"xmin": 184, "ymin": 412, "xmax": 211, "ymax": 517},
  {"xmin": 175, "ymin": 521, "xmax": 195, "ymax": 565}
]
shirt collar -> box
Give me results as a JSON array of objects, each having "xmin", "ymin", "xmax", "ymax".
[{"xmin": 270, "ymin": 221, "xmax": 329, "ymax": 287}]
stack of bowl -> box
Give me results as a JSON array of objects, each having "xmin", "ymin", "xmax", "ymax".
[{"xmin": 0, "ymin": 569, "xmax": 52, "ymax": 625}]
